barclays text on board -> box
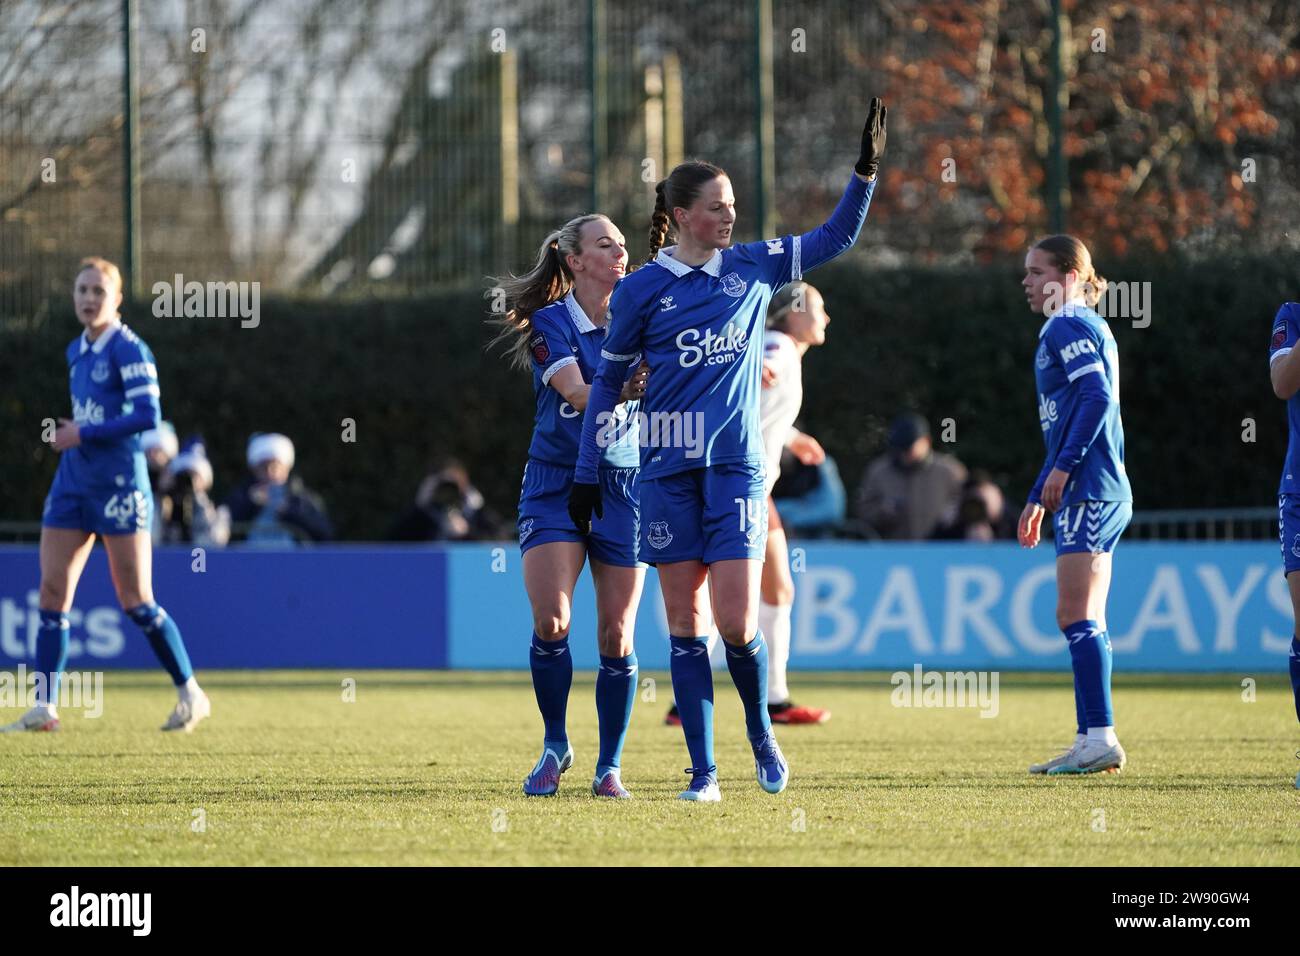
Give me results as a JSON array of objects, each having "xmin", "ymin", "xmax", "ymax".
[{"xmin": 0, "ymin": 543, "xmax": 1289, "ymax": 671}]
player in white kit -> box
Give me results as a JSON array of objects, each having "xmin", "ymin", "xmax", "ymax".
[
  {"xmin": 754, "ymin": 282, "xmax": 833, "ymax": 723},
  {"xmin": 665, "ymin": 281, "xmax": 832, "ymax": 726}
]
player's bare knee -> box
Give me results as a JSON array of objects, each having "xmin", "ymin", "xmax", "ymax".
[
  {"xmin": 716, "ymin": 616, "xmax": 754, "ymax": 646},
  {"xmin": 38, "ymin": 578, "xmax": 68, "ymax": 611},
  {"xmin": 597, "ymin": 622, "xmax": 633, "ymax": 658},
  {"xmin": 533, "ymin": 612, "xmax": 570, "ymax": 641},
  {"xmin": 117, "ymin": 589, "xmax": 150, "ymax": 612},
  {"xmin": 667, "ymin": 613, "xmax": 705, "ymax": 636},
  {"xmin": 1056, "ymin": 605, "xmax": 1086, "ymax": 630}
]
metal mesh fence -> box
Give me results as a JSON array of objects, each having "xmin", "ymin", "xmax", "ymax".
[{"xmin": 3, "ymin": 0, "xmax": 1298, "ymax": 322}]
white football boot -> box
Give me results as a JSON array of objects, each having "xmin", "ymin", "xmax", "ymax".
[
  {"xmin": 1046, "ymin": 738, "xmax": 1126, "ymax": 775},
  {"xmin": 1, "ymin": 703, "xmax": 60, "ymax": 733},
  {"xmin": 162, "ymin": 688, "xmax": 211, "ymax": 732},
  {"xmin": 1029, "ymin": 735, "xmax": 1086, "ymax": 774}
]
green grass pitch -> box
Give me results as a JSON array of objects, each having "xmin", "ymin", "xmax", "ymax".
[{"xmin": 1, "ymin": 671, "xmax": 1297, "ymax": 866}]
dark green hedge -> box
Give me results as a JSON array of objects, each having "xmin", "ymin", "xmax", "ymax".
[{"xmin": 3, "ymin": 253, "xmax": 1295, "ymax": 538}]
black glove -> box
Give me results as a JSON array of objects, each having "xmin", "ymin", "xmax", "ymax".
[
  {"xmin": 568, "ymin": 481, "xmax": 603, "ymax": 535},
  {"xmin": 855, "ymin": 97, "xmax": 887, "ymax": 180}
]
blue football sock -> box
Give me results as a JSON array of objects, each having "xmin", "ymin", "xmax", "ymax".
[
  {"xmin": 1289, "ymin": 636, "xmax": 1300, "ymax": 724},
  {"xmin": 595, "ymin": 652, "xmax": 638, "ymax": 773},
  {"xmin": 1064, "ymin": 619, "xmax": 1113, "ymax": 728},
  {"xmin": 669, "ymin": 636, "xmax": 715, "ymax": 774},
  {"xmin": 127, "ymin": 603, "xmax": 193, "ymax": 685},
  {"xmin": 725, "ymin": 631, "xmax": 772, "ymax": 742},
  {"xmin": 529, "ymin": 633, "xmax": 572, "ymax": 747},
  {"xmin": 1072, "ymin": 671, "xmax": 1086, "ymax": 736},
  {"xmin": 35, "ymin": 610, "xmax": 69, "ymax": 706}
]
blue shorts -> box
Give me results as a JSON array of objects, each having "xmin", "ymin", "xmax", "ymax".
[
  {"xmin": 42, "ymin": 482, "xmax": 153, "ymax": 536},
  {"xmin": 517, "ymin": 460, "xmax": 641, "ymax": 568},
  {"xmin": 639, "ymin": 462, "xmax": 768, "ymax": 565},
  {"xmin": 1279, "ymin": 495, "xmax": 1300, "ymax": 574},
  {"xmin": 1052, "ymin": 500, "xmax": 1132, "ymax": 556}
]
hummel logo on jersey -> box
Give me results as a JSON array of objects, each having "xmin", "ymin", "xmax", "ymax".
[
  {"xmin": 1038, "ymin": 393, "xmax": 1058, "ymax": 431},
  {"xmin": 766, "ymin": 239, "xmax": 784, "ymax": 255},
  {"xmin": 677, "ymin": 320, "xmax": 748, "ymax": 368},
  {"xmin": 1059, "ymin": 338, "xmax": 1098, "ymax": 363},
  {"xmin": 659, "ymin": 296, "xmax": 677, "ymax": 312}
]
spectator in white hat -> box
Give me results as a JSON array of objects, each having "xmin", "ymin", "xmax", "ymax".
[{"xmin": 223, "ymin": 432, "xmax": 333, "ymax": 544}]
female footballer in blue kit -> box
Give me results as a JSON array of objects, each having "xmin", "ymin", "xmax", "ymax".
[
  {"xmin": 570, "ymin": 99, "xmax": 887, "ymax": 802},
  {"xmin": 664, "ymin": 282, "xmax": 834, "ymax": 728},
  {"xmin": 1265, "ymin": 297, "xmax": 1300, "ymax": 789},
  {"xmin": 492, "ymin": 215, "xmax": 650, "ymax": 798},
  {"xmin": 1018, "ymin": 235, "xmax": 1132, "ymax": 775},
  {"xmin": 2, "ymin": 258, "xmax": 209, "ymax": 734}
]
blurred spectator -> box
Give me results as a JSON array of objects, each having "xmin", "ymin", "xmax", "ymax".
[
  {"xmin": 224, "ymin": 433, "xmax": 334, "ymax": 545},
  {"xmin": 388, "ymin": 459, "xmax": 502, "ymax": 541},
  {"xmin": 140, "ymin": 421, "xmax": 179, "ymax": 544},
  {"xmin": 158, "ymin": 436, "xmax": 230, "ymax": 547},
  {"xmin": 771, "ymin": 447, "xmax": 847, "ymax": 537},
  {"xmin": 855, "ymin": 412, "xmax": 967, "ymax": 539},
  {"xmin": 931, "ymin": 470, "xmax": 1018, "ymax": 541}
]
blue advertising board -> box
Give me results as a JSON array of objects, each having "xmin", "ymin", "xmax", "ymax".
[
  {"xmin": 0, "ymin": 545, "xmax": 447, "ymax": 669},
  {"xmin": 448, "ymin": 542, "xmax": 1294, "ymax": 672},
  {"xmin": 0, "ymin": 542, "xmax": 1290, "ymax": 672}
]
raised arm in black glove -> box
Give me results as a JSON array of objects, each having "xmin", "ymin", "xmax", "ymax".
[{"xmin": 855, "ymin": 96, "xmax": 888, "ymax": 181}]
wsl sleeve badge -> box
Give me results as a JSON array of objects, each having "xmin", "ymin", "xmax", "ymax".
[{"xmin": 529, "ymin": 330, "xmax": 550, "ymax": 364}]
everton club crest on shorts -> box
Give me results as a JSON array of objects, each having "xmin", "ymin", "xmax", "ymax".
[{"xmin": 647, "ymin": 520, "xmax": 673, "ymax": 550}]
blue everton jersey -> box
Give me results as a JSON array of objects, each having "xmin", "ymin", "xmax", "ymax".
[
  {"xmin": 1268, "ymin": 301, "xmax": 1300, "ymax": 495},
  {"xmin": 56, "ymin": 322, "xmax": 160, "ymax": 491},
  {"xmin": 526, "ymin": 291, "xmax": 640, "ymax": 469},
  {"xmin": 1031, "ymin": 304, "xmax": 1131, "ymax": 505},
  {"xmin": 577, "ymin": 174, "xmax": 874, "ymax": 484}
]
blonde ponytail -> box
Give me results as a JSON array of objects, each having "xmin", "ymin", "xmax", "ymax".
[{"xmin": 487, "ymin": 215, "xmax": 605, "ymax": 370}]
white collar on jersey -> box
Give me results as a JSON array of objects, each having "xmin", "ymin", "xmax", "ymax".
[
  {"xmin": 80, "ymin": 320, "xmax": 122, "ymax": 354},
  {"xmin": 562, "ymin": 290, "xmax": 599, "ymax": 334},
  {"xmin": 654, "ymin": 245, "xmax": 723, "ymax": 278},
  {"xmin": 1038, "ymin": 300, "xmax": 1089, "ymax": 338}
]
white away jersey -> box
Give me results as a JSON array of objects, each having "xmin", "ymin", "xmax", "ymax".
[{"xmin": 759, "ymin": 330, "xmax": 802, "ymax": 493}]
